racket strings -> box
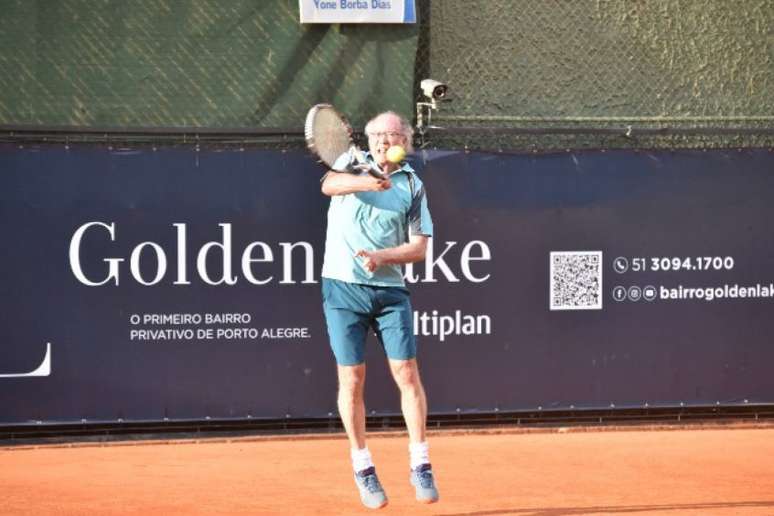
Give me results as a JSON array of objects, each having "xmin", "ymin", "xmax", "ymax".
[{"xmin": 309, "ymin": 109, "xmax": 351, "ymax": 166}]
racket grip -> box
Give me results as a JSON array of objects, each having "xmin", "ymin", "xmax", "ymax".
[
  {"xmin": 343, "ymin": 162, "xmax": 385, "ymax": 180},
  {"xmin": 365, "ymin": 165, "xmax": 386, "ymax": 180}
]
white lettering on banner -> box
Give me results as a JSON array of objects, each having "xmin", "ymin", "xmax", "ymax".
[
  {"xmin": 130, "ymin": 329, "xmax": 196, "ymax": 341},
  {"xmin": 69, "ymin": 223, "xmax": 493, "ymax": 287},
  {"xmin": 173, "ymin": 223, "xmax": 190, "ymax": 285},
  {"xmin": 128, "ymin": 327, "xmax": 263, "ymax": 341},
  {"xmin": 197, "ymin": 223, "xmax": 238, "ymax": 286},
  {"xmin": 659, "ymin": 283, "xmax": 774, "ymax": 301},
  {"xmin": 404, "ymin": 239, "xmax": 492, "ymax": 284},
  {"xmin": 262, "ymin": 328, "xmax": 311, "ymax": 339},
  {"xmin": 124, "ymin": 312, "xmax": 312, "ymax": 342},
  {"xmin": 460, "ymin": 240, "xmax": 491, "ymax": 283},
  {"xmin": 0, "ymin": 342, "xmax": 51, "ymax": 378},
  {"xmin": 413, "ymin": 310, "xmax": 492, "ymax": 342},
  {"xmin": 242, "ymin": 241, "xmax": 274, "ymax": 285},
  {"xmin": 68, "ymin": 222, "xmax": 319, "ymax": 287},
  {"xmin": 142, "ymin": 313, "xmax": 202, "ymax": 325},
  {"xmin": 69, "ymin": 221, "xmax": 123, "ymax": 286},
  {"xmin": 205, "ymin": 313, "xmax": 251, "ymax": 324},
  {"xmin": 413, "ymin": 239, "xmax": 459, "ymax": 283},
  {"xmin": 280, "ymin": 242, "xmax": 315, "ymax": 284},
  {"xmin": 130, "ymin": 242, "xmax": 167, "ymax": 285}
]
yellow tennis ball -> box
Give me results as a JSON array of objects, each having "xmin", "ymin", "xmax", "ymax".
[{"xmin": 386, "ymin": 145, "xmax": 406, "ymax": 164}]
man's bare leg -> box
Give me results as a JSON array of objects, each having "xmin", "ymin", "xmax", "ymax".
[
  {"xmin": 388, "ymin": 358, "xmax": 427, "ymax": 443},
  {"xmin": 389, "ymin": 358, "xmax": 439, "ymax": 503},
  {"xmin": 337, "ymin": 363, "xmax": 367, "ymax": 449},
  {"xmin": 338, "ymin": 363, "xmax": 389, "ymax": 508}
]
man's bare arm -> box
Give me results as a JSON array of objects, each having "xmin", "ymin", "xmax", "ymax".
[
  {"xmin": 321, "ymin": 171, "xmax": 391, "ymax": 196},
  {"xmin": 355, "ymin": 235, "xmax": 428, "ymax": 273}
]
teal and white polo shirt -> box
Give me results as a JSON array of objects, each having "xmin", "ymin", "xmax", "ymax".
[{"xmin": 321, "ymin": 153, "xmax": 433, "ymax": 287}]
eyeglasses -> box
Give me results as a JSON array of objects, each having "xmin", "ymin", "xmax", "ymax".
[{"xmin": 367, "ymin": 131, "xmax": 404, "ymax": 140}]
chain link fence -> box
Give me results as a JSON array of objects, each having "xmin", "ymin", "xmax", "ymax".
[
  {"xmin": 1, "ymin": 0, "xmax": 772, "ymax": 150},
  {"xmin": 413, "ymin": 0, "xmax": 774, "ymax": 151}
]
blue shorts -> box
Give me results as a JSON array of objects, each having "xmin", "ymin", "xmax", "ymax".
[{"xmin": 322, "ymin": 278, "xmax": 416, "ymax": 366}]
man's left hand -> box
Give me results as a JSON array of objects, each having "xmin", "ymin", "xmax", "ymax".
[{"xmin": 355, "ymin": 249, "xmax": 383, "ymax": 272}]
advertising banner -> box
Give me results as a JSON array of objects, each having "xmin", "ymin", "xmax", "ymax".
[
  {"xmin": 1, "ymin": 145, "xmax": 772, "ymax": 425},
  {"xmin": 299, "ymin": 0, "xmax": 415, "ymax": 24}
]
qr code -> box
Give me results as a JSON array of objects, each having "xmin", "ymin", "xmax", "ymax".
[{"xmin": 549, "ymin": 251, "xmax": 603, "ymax": 310}]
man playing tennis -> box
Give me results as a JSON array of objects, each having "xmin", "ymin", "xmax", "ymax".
[{"xmin": 320, "ymin": 111, "xmax": 439, "ymax": 509}]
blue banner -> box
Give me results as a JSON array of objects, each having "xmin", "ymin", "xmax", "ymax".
[{"xmin": 1, "ymin": 145, "xmax": 772, "ymax": 425}]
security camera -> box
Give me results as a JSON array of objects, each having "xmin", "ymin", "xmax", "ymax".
[
  {"xmin": 416, "ymin": 79, "xmax": 449, "ymax": 141},
  {"xmin": 420, "ymin": 79, "xmax": 448, "ymax": 101}
]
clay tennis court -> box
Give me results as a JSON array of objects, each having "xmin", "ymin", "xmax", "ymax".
[{"xmin": 2, "ymin": 424, "xmax": 773, "ymax": 515}]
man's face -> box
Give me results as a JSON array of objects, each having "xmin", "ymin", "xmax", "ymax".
[{"xmin": 367, "ymin": 114, "xmax": 406, "ymax": 169}]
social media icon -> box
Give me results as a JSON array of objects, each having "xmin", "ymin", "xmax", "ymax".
[
  {"xmin": 612, "ymin": 286, "xmax": 627, "ymax": 302},
  {"xmin": 628, "ymin": 286, "xmax": 642, "ymax": 302},
  {"xmin": 643, "ymin": 285, "xmax": 657, "ymax": 301}
]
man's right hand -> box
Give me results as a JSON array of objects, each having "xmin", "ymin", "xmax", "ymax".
[
  {"xmin": 370, "ymin": 177, "xmax": 391, "ymax": 191},
  {"xmin": 353, "ymin": 174, "xmax": 391, "ymax": 192}
]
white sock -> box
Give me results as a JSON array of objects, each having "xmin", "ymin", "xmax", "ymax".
[
  {"xmin": 409, "ymin": 441, "xmax": 430, "ymax": 470},
  {"xmin": 351, "ymin": 446, "xmax": 374, "ymax": 473}
]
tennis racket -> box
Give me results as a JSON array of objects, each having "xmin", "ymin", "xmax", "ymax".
[{"xmin": 304, "ymin": 103, "xmax": 386, "ymax": 179}]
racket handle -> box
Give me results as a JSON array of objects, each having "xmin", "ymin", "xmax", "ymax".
[
  {"xmin": 365, "ymin": 164, "xmax": 386, "ymax": 180},
  {"xmin": 344, "ymin": 162, "xmax": 386, "ymax": 180}
]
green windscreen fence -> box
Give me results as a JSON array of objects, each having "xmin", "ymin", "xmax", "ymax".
[
  {"xmin": 0, "ymin": 0, "xmax": 418, "ymax": 131},
  {"xmin": 1, "ymin": 0, "xmax": 772, "ymax": 149}
]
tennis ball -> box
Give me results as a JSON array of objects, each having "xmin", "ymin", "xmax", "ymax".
[{"xmin": 386, "ymin": 145, "xmax": 406, "ymax": 164}]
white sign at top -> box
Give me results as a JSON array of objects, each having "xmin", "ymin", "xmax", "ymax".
[{"xmin": 299, "ymin": 0, "xmax": 416, "ymax": 24}]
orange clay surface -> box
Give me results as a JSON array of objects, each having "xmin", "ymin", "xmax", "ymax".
[{"xmin": 2, "ymin": 425, "xmax": 774, "ymax": 515}]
